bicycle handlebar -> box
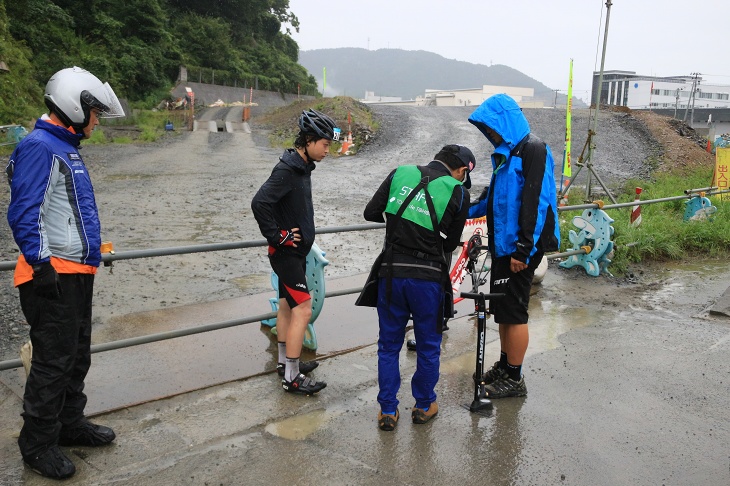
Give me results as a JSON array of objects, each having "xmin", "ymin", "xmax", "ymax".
[{"xmin": 460, "ymin": 292, "xmax": 505, "ymax": 301}]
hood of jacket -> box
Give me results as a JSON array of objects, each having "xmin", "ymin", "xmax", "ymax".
[
  {"xmin": 280, "ymin": 148, "xmax": 315, "ymax": 174},
  {"xmin": 468, "ymin": 94, "xmax": 530, "ymax": 154}
]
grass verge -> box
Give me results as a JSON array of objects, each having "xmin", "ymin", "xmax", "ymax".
[{"xmin": 560, "ymin": 167, "xmax": 730, "ymax": 275}]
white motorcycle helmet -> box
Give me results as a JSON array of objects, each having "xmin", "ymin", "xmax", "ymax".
[{"xmin": 44, "ymin": 66, "xmax": 125, "ymax": 131}]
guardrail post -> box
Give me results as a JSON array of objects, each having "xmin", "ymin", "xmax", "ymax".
[{"xmin": 630, "ymin": 187, "xmax": 643, "ymax": 227}]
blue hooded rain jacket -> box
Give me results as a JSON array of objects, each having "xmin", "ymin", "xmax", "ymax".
[{"xmin": 467, "ymin": 94, "xmax": 560, "ymax": 263}]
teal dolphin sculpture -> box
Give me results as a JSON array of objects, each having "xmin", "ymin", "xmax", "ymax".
[{"xmin": 559, "ymin": 208, "xmax": 615, "ymax": 277}]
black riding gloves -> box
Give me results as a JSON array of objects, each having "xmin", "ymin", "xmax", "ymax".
[
  {"xmin": 32, "ymin": 262, "xmax": 62, "ymax": 300},
  {"xmin": 276, "ymin": 229, "xmax": 297, "ymax": 247}
]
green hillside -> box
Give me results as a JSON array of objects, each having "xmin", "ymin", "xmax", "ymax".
[{"xmin": 0, "ymin": 0, "xmax": 317, "ymax": 125}]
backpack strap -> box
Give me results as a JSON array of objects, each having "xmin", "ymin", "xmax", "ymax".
[{"xmin": 382, "ymin": 168, "xmax": 449, "ymax": 301}]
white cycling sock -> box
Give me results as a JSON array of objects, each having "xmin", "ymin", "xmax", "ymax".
[{"xmin": 285, "ymin": 357, "xmax": 300, "ymax": 382}]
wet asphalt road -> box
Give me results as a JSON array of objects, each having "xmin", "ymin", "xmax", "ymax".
[
  {"xmin": 0, "ymin": 107, "xmax": 728, "ymax": 485},
  {"xmin": 1, "ymin": 259, "xmax": 728, "ymax": 485}
]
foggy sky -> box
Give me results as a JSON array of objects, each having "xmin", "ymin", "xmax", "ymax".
[{"xmin": 286, "ymin": 0, "xmax": 729, "ymax": 103}]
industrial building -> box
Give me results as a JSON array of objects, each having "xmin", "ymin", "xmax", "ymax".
[
  {"xmin": 361, "ymin": 85, "xmax": 542, "ymax": 108},
  {"xmin": 591, "ymin": 70, "xmax": 730, "ymax": 135}
]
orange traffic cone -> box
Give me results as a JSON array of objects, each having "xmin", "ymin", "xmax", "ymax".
[
  {"xmin": 339, "ymin": 132, "xmax": 353, "ymax": 154},
  {"xmin": 559, "ymin": 179, "xmax": 570, "ymax": 207}
]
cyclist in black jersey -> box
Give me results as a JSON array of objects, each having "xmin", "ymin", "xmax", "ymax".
[{"xmin": 251, "ymin": 110, "xmax": 340, "ymax": 396}]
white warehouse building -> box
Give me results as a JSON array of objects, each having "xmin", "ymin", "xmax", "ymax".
[
  {"xmin": 592, "ymin": 70, "xmax": 730, "ymax": 111},
  {"xmin": 361, "ymin": 85, "xmax": 543, "ymax": 108}
]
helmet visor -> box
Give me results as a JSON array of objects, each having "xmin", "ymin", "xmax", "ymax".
[{"xmin": 84, "ymin": 82, "xmax": 125, "ymax": 118}]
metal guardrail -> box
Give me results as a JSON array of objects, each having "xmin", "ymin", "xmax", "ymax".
[
  {"xmin": 0, "ymin": 223, "xmax": 385, "ymax": 371},
  {"xmin": 0, "ymin": 222, "xmax": 386, "ymax": 272},
  {"xmin": 1, "ymin": 187, "xmax": 728, "ymax": 371},
  {"xmin": 557, "ymin": 188, "xmax": 730, "ymax": 212},
  {"xmin": 0, "ymin": 287, "xmax": 363, "ymax": 371}
]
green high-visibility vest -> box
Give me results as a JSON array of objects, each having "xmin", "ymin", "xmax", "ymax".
[{"xmin": 384, "ymin": 165, "xmax": 461, "ymax": 230}]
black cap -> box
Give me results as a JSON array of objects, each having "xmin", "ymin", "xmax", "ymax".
[{"xmin": 440, "ymin": 144, "xmax": 476, "ymax": 188}]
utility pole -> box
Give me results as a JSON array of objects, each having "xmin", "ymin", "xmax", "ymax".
[
  {"xmin": 683, "ymin": 73, "xmax": 700, "ymax": 123},
  {"xmin": 585, "ymin": 0, "xmax": 617, "ymax": 203},
  {"xmin": 674, "ymin": 88, "xmax": 683, "ymax": 119},
  {"xmin": 690, "ymin": 78, "xmax": 700, "ymax": 128},
  {"xmin": 562, "ymin": 0, "xmax": 617, "ymax": 204},
  {"xmin": 553, "ymin": 89, "xmax": 560, "ymax": 107}
]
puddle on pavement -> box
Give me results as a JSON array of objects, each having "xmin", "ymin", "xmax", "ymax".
[
  {"xmin": 442, "ymin": 351, "xmax": 482, "ymax": 375},
  {"xmin": 265, "ymin": 408, "xmax": 341, "ymax": 440},
  {"xmin": 528, "ymin": 299, "xmax": 596, "ymax": 355},
  {"xmin": 640, "ymin": 281, "xmax": 685, "ymax": 308},
  {"xmin": 230, "ymin": 274, "xmax": 271, "ymax": 292},
  {"xmin": 441, "ymin": 299, "xmax": 598, "ymax": 372},
  {"xmin": 640, "ymin": 259, "xmax": 729, "ymax": 308}
]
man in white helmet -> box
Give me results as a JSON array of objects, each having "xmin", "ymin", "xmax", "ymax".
[{"xmin": 6, "ymin": 66, "xmax": 124, "ymax": 479}]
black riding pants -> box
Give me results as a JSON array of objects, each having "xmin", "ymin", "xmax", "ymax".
[{"xmin": 17, "ymin": 273, "xmax": 94, "ymax": 458}]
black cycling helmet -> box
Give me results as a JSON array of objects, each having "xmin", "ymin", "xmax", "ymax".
[{"xmin": 298, "ymin": 109, "xmax": 341, "ymax": 141}]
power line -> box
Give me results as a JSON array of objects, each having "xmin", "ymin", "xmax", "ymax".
[{"xmin": 700, "ymin": 74, "xmax": 730, "ymax": 78}]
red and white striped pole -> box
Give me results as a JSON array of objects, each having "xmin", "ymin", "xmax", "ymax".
[{"xmin": 630, "ymin": 187, "xmax": 643, "ymax": 227}]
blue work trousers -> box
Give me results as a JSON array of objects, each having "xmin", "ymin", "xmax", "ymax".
[{"xmin": 376, "ymin": 277, "xmax": 443, "ymax": 412}]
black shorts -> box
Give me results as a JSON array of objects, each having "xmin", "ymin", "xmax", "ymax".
[
  {"xmin": 268, "ymin": 249, "xmax": 311, "ymax": 308},
  {"xmin": 489, "ymin": 252, "xmax": 544, "ymax": 324}
]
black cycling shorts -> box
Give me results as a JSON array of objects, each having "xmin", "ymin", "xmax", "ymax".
[
  {"xmin": 488, "ymin": 252, "xmax": 543, "ymax": 324},
  {"xmin": 268, "ymin": 249, "xmax": 311, "ymax": 308}
]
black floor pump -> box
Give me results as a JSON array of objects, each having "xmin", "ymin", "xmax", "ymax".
[{"xmin": 460, "ymin": 289, "xmax": 504, "ymax": 415}]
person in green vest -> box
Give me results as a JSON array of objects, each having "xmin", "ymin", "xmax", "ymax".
[{"xmin": 363, "ymin": 145, "xmax": 474, "ymax": 431}]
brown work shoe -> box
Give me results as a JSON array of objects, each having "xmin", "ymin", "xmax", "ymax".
[
  {"xmin": 378, "ymin": 409, "xmax": 399, "ymax": 431},
  {"xmin": 411, "ymin": 402, "xmax": 439, "ymax": 424}
]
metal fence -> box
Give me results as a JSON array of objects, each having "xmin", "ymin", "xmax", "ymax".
[
  {"xmin": 0, "ymin": 223, "xmax": 384, "ymax": 371},
  {"xmin": 1, "ymin": 188, "xmax": 728, "ymax": 371}
]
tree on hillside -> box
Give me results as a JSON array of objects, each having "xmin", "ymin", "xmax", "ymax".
[
  {"xmin": 167, "ymin": 0, "xmax": 314, "ymax": 93},
  {"xmin": 91, "ymin": 0, "xmax": 181, "ymax": 100},
  {"xmin": 4, "ymin": 0, "xmax": 84, "ymax": 84},
  {"xmin": 2, "ymin": 0, "xmax": 316, "ymax": 108},
  {"xmin": 0, "ymin": 0, "xmax": 43, "ymax": 124}
]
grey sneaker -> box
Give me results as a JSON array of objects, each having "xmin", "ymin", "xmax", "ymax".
[
  {"xmin": 483, "ymin": 375, "xmax": 527, "ymax": 399},
  {"xmin": 473, "ymin": 361, "xmax": 506, "ymax": 385}
]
